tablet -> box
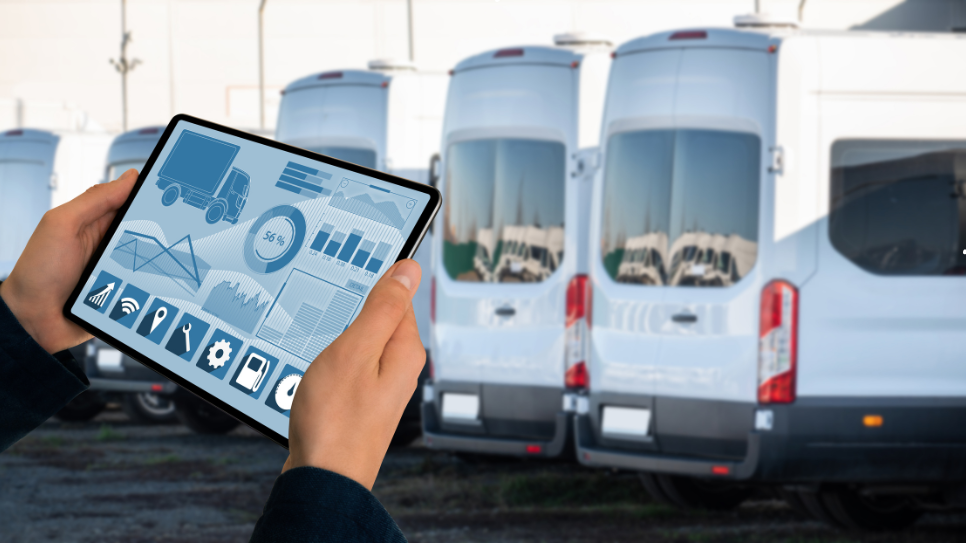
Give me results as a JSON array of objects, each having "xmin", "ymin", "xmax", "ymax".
[{"xmin": 66, "ymin": 114, "xmax": 440, "ymax": 447}]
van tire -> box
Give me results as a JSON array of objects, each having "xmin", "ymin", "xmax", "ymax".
[
  {"xmin": 174, "ymin": 392, "xmax": 239, "ymax": 434},
  {"xmin": 161, "ymin": 185, "xmax": 180, "ymax": 206},
  {"xmin": 205, "ymin": 201, "xmax": 227, "ymax": 224},
  {"xmin": 655, "ymin": 474, "xmax": 754, "ymax": 511},
  {"xmin": 777, "ymin": 487, "xmax": 815, "ymax": 520},
  {"xmin": 821, "ymin": 486, "xmax": 922, "ymax": 531},
  {"xmin": 796, "ymin": 488, "xmax": 845, "ymax": 527},
  {"xmin": 55, "ymin": 391, "xmax": 106, "ymax": 422},
  {"xmin": 638, "ymin": 472, "xmax": 677, "ymax": 507},
  {"xmin": 121, "ymin": 393, "xmax": 177, "ymax": 424}
]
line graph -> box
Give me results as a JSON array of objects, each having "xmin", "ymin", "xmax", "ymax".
[
  {"xmin": 110, "ymin": 230, "xmax": 211, "ymax": 293},
  {"xmin": 328, "ymin": 178, "xmax": 416, "ymax": 230},
  {"xmin": 202, "ymin": 281, "xmax": 271, "ymax": 334}
]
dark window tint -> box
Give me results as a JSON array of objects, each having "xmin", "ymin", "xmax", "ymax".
[
  {"xmin": 601, "ymin": 129, "xmax": 760, "ymax": 287},
  {"xmin": 830, "ymin": 140, "xmax": 966, "ymax": 276},
  {"xmin": 443, "ymin": 138, "xmax": 566, "ymax": 282},
  {"xmin": 309, "ymin": 146, "xmax": 377, "ymax": 170}
]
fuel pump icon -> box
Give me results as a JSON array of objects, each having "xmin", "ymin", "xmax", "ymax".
[{"xmin": 236, "ymin": 353, "xmax": 269, "ymax": 392}]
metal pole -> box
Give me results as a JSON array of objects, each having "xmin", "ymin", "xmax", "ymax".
[
  {"xmin": 259, "ymin": 0, "xmax": 267, "ymax": 131},
  {"xmin": 110, "ymin": 0, "xmax": 139, "ymax": 132},
  {"xmin": 407, "ymin": 0, "xmax": 414, "ymax": 61}
]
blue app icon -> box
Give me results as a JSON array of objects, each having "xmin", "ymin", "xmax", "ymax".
[
  {"xmin": 164, "ymin": 312, "xmax": 211, "ymax": 361},
  {"xmin": 83, "ymin": 271, "xmax": 122, "ymax": 313},
  {"xmin": 196, "ymin": 329, "xmax": 243, "ymax": 380},
  {"xmin": 136, "ymin": 298, "xmax": 179, "ymax": 344},
  {"xmin": 265, "ymin": 365, "xmax": 303, "ymax": 417},
  {"xmin": 108, "ymin": 284, "xmax": 150, "ymax": 328},
  {"xmin": 229, "ymin": 346, "xmax": 278, "ymax": 399}
]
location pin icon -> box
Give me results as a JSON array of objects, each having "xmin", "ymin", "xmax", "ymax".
[{"xmin": 150, "ymin": 307, "xmax": 167, "ymax": 334}]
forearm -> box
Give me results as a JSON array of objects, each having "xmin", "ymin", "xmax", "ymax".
[
  {"xmin": 0, "ymin": 293, "xmax": 89, "ymax": 452},
  {"xmin": 250, "ymin": 467, "xmax": 406, "ymax": 543}
]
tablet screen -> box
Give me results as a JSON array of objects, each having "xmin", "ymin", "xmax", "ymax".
[{"xmin": 69, "ymin": 118, "xmax": 434, "ymax": 440}]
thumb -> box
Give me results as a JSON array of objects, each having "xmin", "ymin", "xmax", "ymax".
[
  {"xmin": 336, "ymin": 259, "xmax": 421, "ymax": 356},
  {"xmin": 65, "ymin": 169, "xmax": 138, "ymax": 227}
]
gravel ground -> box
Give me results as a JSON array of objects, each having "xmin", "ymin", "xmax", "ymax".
[{"xmin": 1, "ymin": 410, "xmax": 964, "ymax": 543}]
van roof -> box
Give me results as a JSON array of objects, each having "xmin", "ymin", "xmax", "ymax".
[
  {"xmin": 616, "ymin": 27, "xmax": 966, "ymax": 56},
  {"xmin": 112, "ymin": 126, "xmax": 164, "ymax": 145},
  {"xmin": 284, "ymin": 69, "xmax": 390, "ymax": 93},
  {"xmin": 0, "ymin": 128, "xmax": 57, "ymax": 143},
  {"xmin": 452, "ymin": 45, "xmax": 579, "ymax": 74}
]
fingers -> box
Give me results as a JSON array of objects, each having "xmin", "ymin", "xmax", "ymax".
[
  {"xmin": 64, "ymin": 169, "xmax": 138, "ymax": 228},
  {"xmin": 337, "ymin": 259, "xmax": 421, "ymax": 356},
  {"xmin": 379, "ymin": 305, "xmax": 425, "ymax": 382}
]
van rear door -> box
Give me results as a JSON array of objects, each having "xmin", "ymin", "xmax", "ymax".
[{"xmin": 0, "ymin": 133, "xmax": 56, "ymax": 277}]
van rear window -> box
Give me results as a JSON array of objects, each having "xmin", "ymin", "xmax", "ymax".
[
  {"xmin": 830, "ymin": 140, "xmax": 966, "ymax": 276},
  {"xmin": 443, "ymin": 138, "xmax": 565, "ymax": 282},
  {"xmin": 601, "ymin": 129, "xmax": 760, "ymax": 286}
]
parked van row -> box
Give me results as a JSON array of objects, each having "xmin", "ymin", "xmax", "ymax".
[{"xmin": 412, "ymin": 26, "xmax": 966, "ymax": 530}]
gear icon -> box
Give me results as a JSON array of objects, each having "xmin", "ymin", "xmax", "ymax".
[{"xmin": 207, "ymin": 339, "xmax": 233, "ymax": 369}]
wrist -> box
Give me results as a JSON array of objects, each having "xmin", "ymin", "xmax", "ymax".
[{"xmin": 1, "ymin": 280, "xmax": 54, "ymax": 353}]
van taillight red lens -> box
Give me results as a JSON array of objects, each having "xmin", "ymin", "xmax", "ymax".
[
  {"xmin": 669, "ymin": 30, "xmax": 707, "ymax": 41},
  {"xmin": 494, "ymin": 48, "xmax": 525, "ymax": 58},
  {"xmin": 566, "ymin": 275, "xmax": 588, "ymax": 327},
  {"xmin": 430, "ymin": 276, "xmax": 436, "ymax": 323},
  {"xmin": 565, "ymin": 361, "xmax": 589, "ymax": 389},
  {"xmin": 758, "ymin": 280, "xmax": 797, "ymax": 404},
  {"xmin": 318, "ymin": 71, "xmax": 343, "ymax": 80}
]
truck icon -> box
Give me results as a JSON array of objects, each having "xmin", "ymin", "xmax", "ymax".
[{"xmin": 156, "ymin": 130, "xmax": 249, "ymax": 224}]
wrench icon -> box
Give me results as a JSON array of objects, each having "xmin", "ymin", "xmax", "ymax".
[{"xmin": 181, "ymin": 323, "xmax": 191, "ymax": 352}]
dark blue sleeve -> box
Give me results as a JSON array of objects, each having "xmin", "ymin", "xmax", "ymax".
[
  {"xmin": 250, "ymin": 467, "xmax": 406, "ymax": 543},
  {"xmin": 0, "ymin": 295, "xmax": 89, "ymax": 452}
]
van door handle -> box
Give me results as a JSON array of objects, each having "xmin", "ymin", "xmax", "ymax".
[
  {"xmin": 671, "ymin": 313, "xmax": 697, "ymax": 323},
  {"xmin": 495, "ymin": 306, "xmax": 516, "ymax": 317}
]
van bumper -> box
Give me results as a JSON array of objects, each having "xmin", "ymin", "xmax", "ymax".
[
  {"xmin": 572, "ymin": 394, "xmax": 966, "ymax": 483},
  {"xmin": 421, "ymin": 382, "xmax": 571, "ymax": 458}
]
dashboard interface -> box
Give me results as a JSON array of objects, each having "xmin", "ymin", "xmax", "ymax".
[{"xmin": 70, "ymin": 119, "xmax": 433, "ymax": 439}]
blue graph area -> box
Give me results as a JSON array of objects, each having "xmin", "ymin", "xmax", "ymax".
[
  {"xmin": 276, "ymin": 161, "xmax": 334, "ymax": 198},
  {"xmin": 328, "ymin": 178, "xmax": 415, "ymax": 230},
  {"xmin": 110, "ymin": 230, "xmax": 211, "ymax": 293},
  {"xmin": 202, "ymin": 281, "xmax": 271, "ymax": 334},
  {"xmin": 256, "ymin": 269, "xmax": 363, "ymax": 362}
]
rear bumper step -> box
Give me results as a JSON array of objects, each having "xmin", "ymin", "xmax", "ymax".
[{"xmin": 422, "ymin": 402, "xmax": 571, "ymax": 458}]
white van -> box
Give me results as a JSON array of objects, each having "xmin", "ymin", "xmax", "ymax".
[
  {"xmin": 276, "ymin": 61, "xmax": 446, "ymax": 444},
  {"xmin": 568, "ymin": 27, "xmax": 966, "ymax": 529},
  {"xmin": 423, "ymin": 35, "xmax": 611, "ymax": 458},
  {"xmin": 0, "ymin": 128, "xmax": 111, "ymax": 278}
]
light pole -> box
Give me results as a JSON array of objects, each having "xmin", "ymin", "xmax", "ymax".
[
  {"xmin": 407, "ymin": 0, "xmax": 415, "ymax": 61},
  {"xmin": 259, "ymin": 0, "xmax": 268, "ymax": 131},
  {"xmin": 110, "ymin": 0, "xmax": 141, "ymax": 132}
]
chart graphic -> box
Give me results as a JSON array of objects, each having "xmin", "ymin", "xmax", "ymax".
[
  {"xmin": 110, "ymin": 230, "xmax": 211, "ymax": 293},
  {"xmin": 275, "ymin": 161, "xmax": 335, "ymax": 198},
  {"xmin": 244, "ymin": 205, "xmax": 307, "ymax": 274},
  {"xmin": 307, "ymin": 220, "xmax": 394, "ymax": 273},
  {"xmin": 202, "ymin": 281, "xmax": 270, "ymax": 334},
  {"xmin": 256, "ymin": 269, "xmax": 364, "ymax": 362},
  {"xmin": 329, "ymin": 178, "xmax": 416, "ymax": 230}
]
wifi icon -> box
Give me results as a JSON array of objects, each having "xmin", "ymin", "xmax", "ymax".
[
  {"xmin": 109, "ymin": 285, "xmax": 150, "ymax": 328},
  {"xmin": 119, "ymin": 297, "xmax": 140, "ymax": 315}
]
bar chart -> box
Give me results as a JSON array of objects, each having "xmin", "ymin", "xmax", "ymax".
[
  {"xmin": 275, "ymin": 161, "xmax": 335, "ymax": 198},
  {"xmin": 307, "ymin": 222, "xmax": 394, "ymax": 274}
]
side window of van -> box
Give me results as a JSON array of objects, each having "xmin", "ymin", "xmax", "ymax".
[
  {"xmin": 601, "ymin": 129, "xmax": 760, "ymax": 287},
  {"xmin": 443, "ymin": 138, "xmax": 566, "ymax": 283},
  {"xmin": 830, "ymin": 140, "xmax": 966, "ymax": 276}
]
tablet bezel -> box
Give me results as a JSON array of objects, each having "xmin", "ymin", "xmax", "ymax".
[{"xmin": 63, "ymin": 114, "xmax": 441, "ymax": 449}]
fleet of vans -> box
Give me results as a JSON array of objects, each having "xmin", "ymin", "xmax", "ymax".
[
  {"xmin": 421, "ymin": 34, "xmax": 611, "ymax": 458},
  {"xmin": 2, "ymin": 22, "xmax": 964, "ymax": 533},
  {"xmin": 564, "ymin": 26, "xmax": 966, "ymax": 529},
  {"xmin": 275, "ymin": 61, "xmax": 447, "ymax": 444}
]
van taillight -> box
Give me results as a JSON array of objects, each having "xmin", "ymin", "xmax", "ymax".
[
  {"xmin": 430, "ymin": 276, "xmax": 436, "ymax": 323},
  {"xmin": 565, "ymin": 275, "xmax": 590, "ymax": 390},
  {"xmin": 758, "ymin": 280, "xmax": 797, "ymax": 404}
]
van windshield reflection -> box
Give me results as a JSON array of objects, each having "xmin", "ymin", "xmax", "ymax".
[
  {"xmin": 308, "ymin": 146, "xmax": 377, "ymax": 170},
  {"xmin": 443, "ymin": 138, "xmax": 566, "ymax": 283}
]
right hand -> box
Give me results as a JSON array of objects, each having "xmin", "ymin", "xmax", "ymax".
[{"xmin": 282, "ymin": 259, "xmax": 424, "ymax": 489}]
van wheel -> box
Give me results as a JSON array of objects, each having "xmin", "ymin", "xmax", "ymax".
[
  {"xmin": 55, "ymin": 391, "xmax": 106, "ymax": 422},
  {"xmin": 655, "ymin": 474, "xmax": 754, "ymax": 510},
  {"xmin": 777, "ymin": 487, "xmax": 815, "ymax": 520},
  {"xmin": 205, "ymin": 201, "xmax": 227, "ymax": 224},
  {"xmin": 821, "ymin": 486, "xmax": 922, "ymax": 531},
  {"xmin": 174, "ymin": 393, "xmax": 239, "ymax": 434},
  {"xmin": 121, "ymin": 393, "xmax": 177, "ymax": 424},
  {"xmin": 796, "ymin": 488, "xmax": 845, "ymax": 527},
  {"xmin": 161, "ymin": 185, "xmax": 180, "ymax": 206},
  {"xmin": 638, "ymin": 472, "xmax": 678, "ymax": 507}
]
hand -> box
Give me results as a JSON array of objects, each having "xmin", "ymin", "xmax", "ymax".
[
  {"xmin": 282, "ymin": 259, "xmax": 424, "ymax": 489},
  {"xmin": 0, "ymin": 169, "xmax": 138, "ymax": 354}
]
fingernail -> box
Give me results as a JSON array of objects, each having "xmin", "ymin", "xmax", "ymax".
[{"xmin": 391, "ymin": 260, "xmax": 420, "ymax": 291}]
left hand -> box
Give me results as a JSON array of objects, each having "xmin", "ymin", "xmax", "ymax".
[{"xmin": 0, "ymin": 169, "xmax": 138, "ymax": 354}]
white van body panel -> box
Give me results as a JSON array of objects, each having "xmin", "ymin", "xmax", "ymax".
[
  {"xmin": 0, "ymin": 130, "xmax": 57, "ymax": 278},
  {"xmin": 433, "ymin": 46, "xmax": 609, "ymax": 388},
  {"xmin": 102, "ymin": 126, "xmax": 164, "ymax": 182},
  {"xmin": 276, "ymin": 70, "xmax": 446, "ymax": 348}
]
